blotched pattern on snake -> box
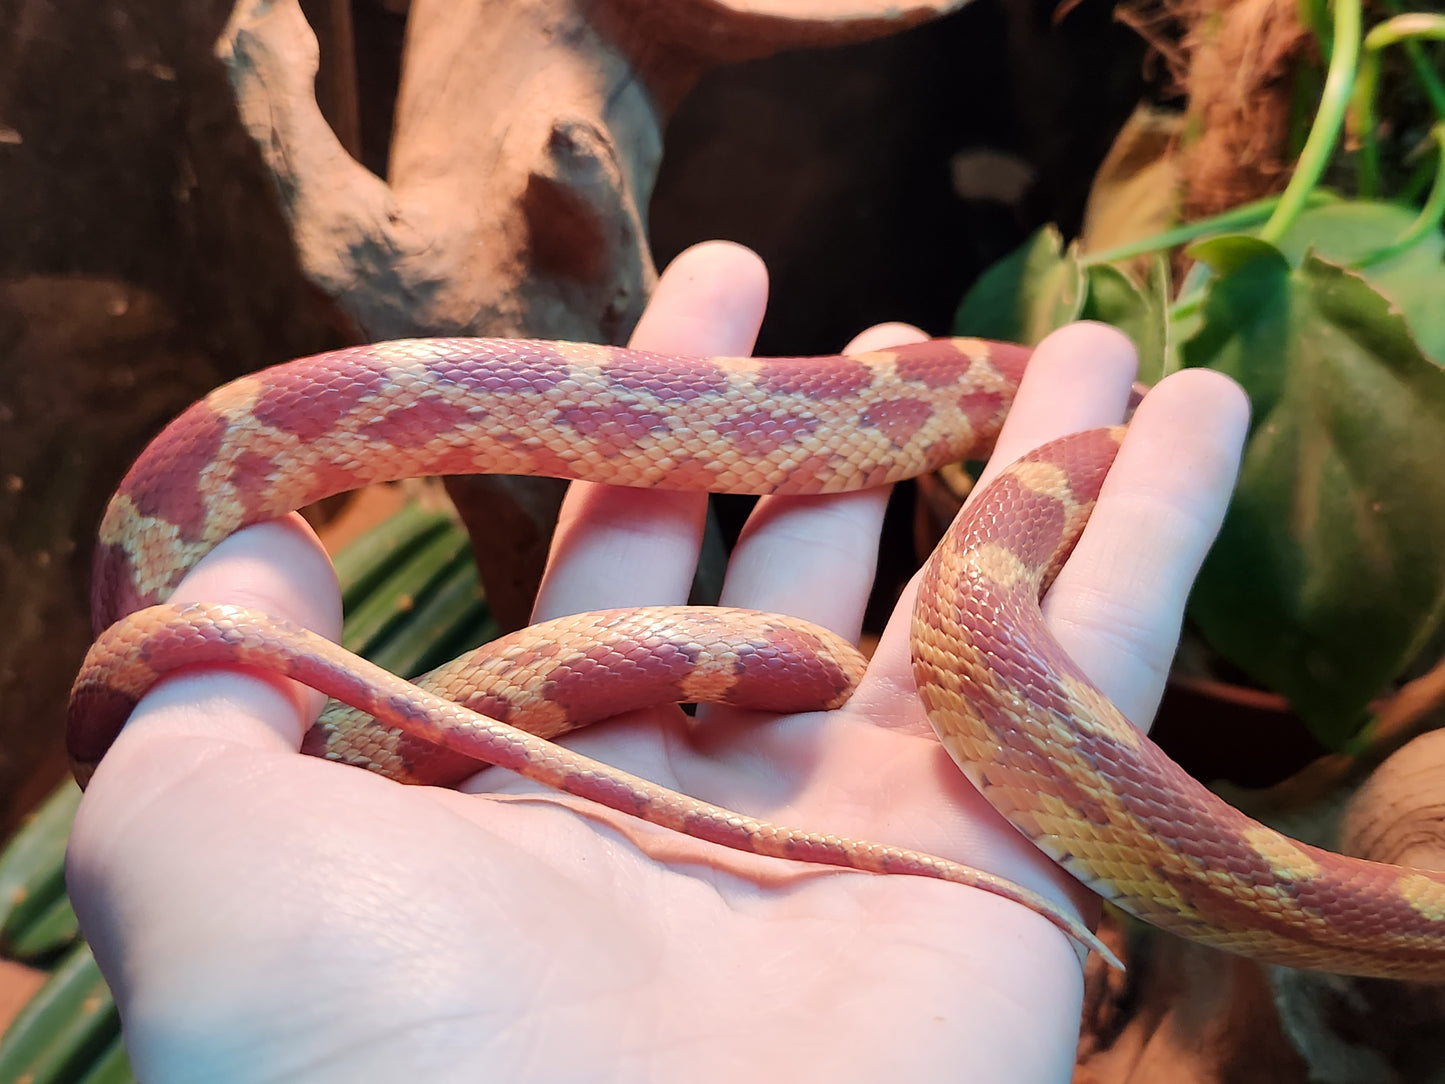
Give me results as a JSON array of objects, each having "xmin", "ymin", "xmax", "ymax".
[{"xmin": 69, "ymin": 337, "xmax": 1445, "ymax": 979}]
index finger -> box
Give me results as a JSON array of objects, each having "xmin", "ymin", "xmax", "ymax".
[
  {"xmin": 531, "ymin": 241, "xmax": 769, "ymax": 621},
  {"xmin": 74, "ymin": 516, "xmax": 342, "ymax": 802}
]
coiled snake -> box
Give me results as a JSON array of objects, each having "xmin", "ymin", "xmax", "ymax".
[{"xmin": 68, "ymin": 337, "xmax": 1445, "ymax": 980}]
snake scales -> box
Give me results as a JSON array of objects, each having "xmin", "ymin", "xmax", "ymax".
[{"xmin": 69, "ymin": 337, "xmax": 1445, "ymax": 980}]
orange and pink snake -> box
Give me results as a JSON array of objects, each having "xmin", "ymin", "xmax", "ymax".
[{"xmin": 68, "ymin": 337, "xmax": 1445, "ymax": 980}]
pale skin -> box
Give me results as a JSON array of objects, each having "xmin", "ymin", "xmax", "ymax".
[{"xmin": 66, "ymin": 241, "xmax": 1250, "ymax": 1083}]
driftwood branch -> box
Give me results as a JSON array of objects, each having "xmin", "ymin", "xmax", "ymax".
[
  {"xmin": 215, "ymin": 0, "xmax": 966, "ymax": 626},
  {"xmin": 1265, "ymin": 734, "xmax": 1445, "ymax": 1083}
]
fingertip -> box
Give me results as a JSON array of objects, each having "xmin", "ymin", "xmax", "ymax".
[
  {"xmin": 1145, "ymin": 366, "xmax": 1252, "ymax": 438},
  {"xmin": 634, "ymin": 241, "xmax": 769, "ymax": 355},
  {"xmin": 671, "ymin": 238, "xmax": 768, "ymax": 278},
  {"xmin": 83, "ymin": 515, "xmax": 342, "ymax": 800},
  {"xmin": 676, "ymin": 239, "xmax": 769, "ymax": 285},
  {"xmin": 844, "ymin": 322, "xmax": 929, "ymax": 353},
  {"xmin": 1031, "ymin": 321, "xmax": 1139, "ymax": 391},
  {"xmin": 169, "ymin": 513, "xmax": 342, "ymax": 722},
  {"xmin": 982, "ymin": 321, "xmax": 1139, "ymax": 486},
  {"xmin": 171, "ymin": 515, "xmax": 342, "ymax": 639},
  {"xmin": 1049, "ymin": 319, "xmax": 1138, "ymax": 357},
  {"xmin": 1122, "ymin": 367, "xmax": 1251, "ymax": 507}
]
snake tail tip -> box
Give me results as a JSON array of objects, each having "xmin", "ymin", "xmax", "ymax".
[{"xmin": 1094, "ymin": 940, "xmax": 1126, "ymax": 972}]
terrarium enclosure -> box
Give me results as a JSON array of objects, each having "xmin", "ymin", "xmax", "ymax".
[{"xmin": 3, "ymin": 0, "xmax": 1444, "ymax": 1079}]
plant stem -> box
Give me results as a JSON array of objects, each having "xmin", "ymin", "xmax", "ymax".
[
  {"xmin": 1081, "ymin": 192, "xmax": 1335, "ymax": 267},
  {"xmin": 1371, "ymin": 7, "xmax": 1445, "ymax": 119},
  {"xmin": 1261, "ymin": 0, "xmax": 1363, "ymax": 243},
  {"xmin": 1354, "ymin": 124, "xmax": 1445, "ymax": 267},
  {"xmin": 1350, "ymin": 13, "xmax": 1445, "ymax": 196}
]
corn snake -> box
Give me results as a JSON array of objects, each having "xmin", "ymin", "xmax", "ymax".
[{"xmin": 68, "ymin": 337, "xmax": 1445, "ymax": 980}]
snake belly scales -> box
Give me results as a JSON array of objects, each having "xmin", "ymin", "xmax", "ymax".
[{"xmin": 67, "ymin": 336, "xmax": 1445, "ymax": 980}]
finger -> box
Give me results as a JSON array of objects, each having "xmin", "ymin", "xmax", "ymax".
[
  {"xmin": 792, "ymin": 324, "xmax": 1151, "ymax": 961},
  {"xmin": 686, "ymin": 323, "xmax": 1144, "ymax": 897},
  {"xmin": 1041, "ymin": 366, "xmax": 1249, "ymax": 729},
  {"xmin": 81, "ymin": 516, "xmax": 341, "ymax": 802},
  {"xmin": 531, "ymin": 241, "xmax": 769, "ymax": 621},
  {"xmin": 859, "ymin": 320, "xmax": 1142, "ymax": 717},
  {"xmin": 975, "ymin": 320, "xmax": 1139, "ymax": 492},
  {"xmin": 829, "ymin": 358, "xmax": 1246, "ymax": 957},
  {"xmin": 715, "ymin": 322, "xmax": 930, "ymax": 641}
]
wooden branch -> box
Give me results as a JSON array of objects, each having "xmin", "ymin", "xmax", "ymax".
[
  {"xmin": 215, "ymin": 0, "xmax": 966, "ymax": 626},
  {"xmin": 218, "ymin": 0, "xmax": 966, "ymax": 341}
]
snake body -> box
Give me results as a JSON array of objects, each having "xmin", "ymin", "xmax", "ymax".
[{"xmin": 70, "ymin": 337, "xmax": 1445, "ymax": 980}]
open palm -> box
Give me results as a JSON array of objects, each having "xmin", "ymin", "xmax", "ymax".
[{"xmin": 67, "ymin": 241, "xmax": 1248, "ymax": 1083}]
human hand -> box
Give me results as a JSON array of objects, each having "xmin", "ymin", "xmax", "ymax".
[{"xmin": 67, "ymin": 241, "xmax": 1248, "ymax": 1083}]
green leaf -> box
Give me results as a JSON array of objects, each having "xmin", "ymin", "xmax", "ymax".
[
  {"xmin": 0, "ymin": 942, "xmax": 118, "ymax": 1082},
  {"xmin": 1187, "ymin": 233, "xmax": 1287, "ymax": 276},
  {"xmin": 1080, "ymin": 258, "xmax": 1169, "ymax": 384},
  {"xmin": 954, "ymin": 226, "xmax": 1085, "ymax": 345},
  {"xmin": 0, "ymin": 781, "xmax": 80, "ymax": 950},
  {"xmin": 1182, "ymin": 250, "xmax": 1445, "ymax": 745},
  {"xmin": 1267, "ymin": 200, "xmax": 1445, "ymax": 361},
  {"xmin": 1181, "ymin": 237, "xmax": 1295, "ymax": 415},
  {"xmin": 1270, "ymin": 199, "xmax": 1426, "ymax": 264}
]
